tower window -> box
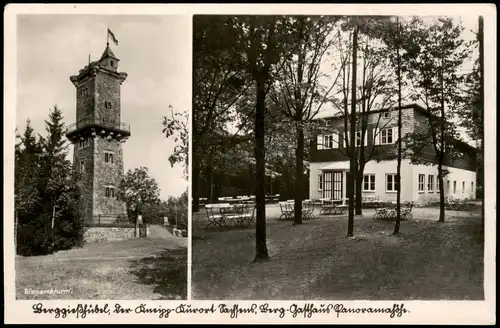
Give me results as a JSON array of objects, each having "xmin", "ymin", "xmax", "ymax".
[
  {"xmin": 79, "ymin": 160, "xmax": 85, "ymax": 173},
  {"xmin": 105, "ymin": 186, "xmax": 115, "ymax": 198},
  {"xmin": 104, "ymin": 101, "xmax": 113, "ymax": 109},
  {"xmin": 104, "ymin": 151, "xmax": 114, "ymax": 164},
  {"xmin": 110, "ymin": 60, "xmax": 114, "ymax": 67}
]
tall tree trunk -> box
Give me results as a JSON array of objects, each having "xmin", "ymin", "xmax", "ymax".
[
  {"xmin": 478, "ymin": 16, "xmax": 484, "ymax": 231},
  {"xmin": 192, "ymin": 153, "xmax": 201, "ymax": 212},
  {"xmin": 15, "ymin": 209, "xmax": 18, "ymax": 252},
  {"xmin": 355, "ymin": 162, "xmax": 365, "ymax": 215},
  {"xmin": 294, "ymin": 121, "xmax": 304, "ymax": 225},
  {"xmin": 393, "ymin": 18, "xmax": 403, "ymax": 235},
  {"xmin": 253, "ymin": 79, "xmax": 269, "ymax": 262},
  {"xmin": 347, "ymin": 27, "xmax": 358, "ymax": 238},
  {"xmin": 51, "ymin": 205, "xmax": 56, "ymax": 252},
  {"xmin": 438, "ymin": 163, "xmax": 445, "ymax": 222},
  {"xmin": 438, "ymin": 45, "xmax": 446, "ymax": 223},
  {"xmin": 209, "ymin": 152, "xmax": 214, "ymax": 203}
]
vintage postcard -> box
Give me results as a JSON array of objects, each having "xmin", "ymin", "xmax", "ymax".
[
  {"xmin": 4, "ymin": 3, "xmax": 496, "ymax": 325},
  {"xmin": 7, "ymin": 11, "xmax": 189, "ymax": 301}
]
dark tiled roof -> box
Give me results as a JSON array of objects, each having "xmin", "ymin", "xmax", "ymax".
[{"xmin": 100, "ymin": 45, "xmax": 118, "ymax": 60}]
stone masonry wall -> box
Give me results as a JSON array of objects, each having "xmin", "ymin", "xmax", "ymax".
[
  {"xmin": 73, "ymin": 137, "xmax": 95, "ymax": 223},
  {"xmin": 93, "ymin": 135, "xmax": 127, "ymax": 218},
  {"xmin": 84, "ymin": 227, "xmax": 135, "ymax": 243},
  {"xmin": 75, "ymin": 75, "xmax": 96, "ymax": 122},
  {"xmin": 96, "ymin": 72, "xmax": 121, "ymax": 123}
]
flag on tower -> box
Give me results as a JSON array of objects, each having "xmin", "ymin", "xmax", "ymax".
[{"xmin": 107, "ymin": 28, "xmax": 119, "ymax": 45}]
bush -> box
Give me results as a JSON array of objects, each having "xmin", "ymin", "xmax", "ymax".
[
  {"xmin": 17, "ymin": 212, "xmax": 53, "ymax": 256},
  {"xmin": 53, "ymin": 204, "xmax": 85, "ymax": 251}
]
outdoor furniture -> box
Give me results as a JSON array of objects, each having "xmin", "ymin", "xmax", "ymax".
[
  {"xmin": 373, "ymin": 201, "xmax": 414, "ymax": 220},
  {"xmin": 279, "ymin": 201, "xmax": 294, "ymax": 220},
  {"xmin": 302, "ymin": 199, "xmax": 316, "ymax": 220},
  {"xmin": 205, "ymin": 203, "xmax": 255, "ymax": 230},
  {"xmin": 319, "ymin": 199, "xmax": 348, "ymax": 215},
  {"xmin": 205, "ymin": 203, "xmax": 229, "ymax": 230}
]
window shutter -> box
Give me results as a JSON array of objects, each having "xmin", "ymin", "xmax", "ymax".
[
  {"xmin": 393, "ymin": 127, "xmax": 399, "ymax": 144},
  {"xmin": 364, "ymin": 132, "xmax": 368, "ymax": 146},
  {"xmin": 333, "ymin": 133, "xmax": 339, "ymax": 148},
  {"xmin": 317, "ymin": 134, "xmax": 323, "ymax": 150},
  {"xmin": 373, "ymin": 128, "xmax": 380, "ymax": 145}
]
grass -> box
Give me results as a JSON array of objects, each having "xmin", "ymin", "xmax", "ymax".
[
  {"xmin": 192, "ymin": 205, "xmax": 484, "ymax": 300},
  {"xmin": 16, "ymin": 234, "xmax": 188, "ymax": 300}
]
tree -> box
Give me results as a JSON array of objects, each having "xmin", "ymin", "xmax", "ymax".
[
  {"xmin": 16, "ymin": 107, "xmax": 84, "ymax": 256},
  {"xmin": 269, "ymin": 16, "xmax": 340, "ymax": 225},
  {"xmin": 163, "ymin": 105, "xmax": 189, "ymax": 179},
  {"xmin": 233, "ymin": 15, "xmax": 296, "ymax": 262},
  {"xmin": 15, "ymin": 120, "xmax": 43, "ymax": 253},
  {"xmin": 405, "ymin": 17, "xmax": 469, "ymax": 223},
  {"xmin": 191, "ymin": 16, "xmax": 254, "ymax": 213},
  {"xmin": 40, "ymin": 105, "xmax": 78, "ymax": 247},
  {"xmin": 118, "ymin": 167, "xmax": 161, "ymax": 237}
]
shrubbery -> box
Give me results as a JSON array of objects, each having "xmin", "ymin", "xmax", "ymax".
[{"xmin": 15, "ymin": 107, "xmax": 85, "ymax": 256}]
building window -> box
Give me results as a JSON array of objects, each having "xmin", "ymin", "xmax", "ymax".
[
  {"xmin": 324, "ymin": 134, "xmax": 333, "ymax": 149},
  {"xmin": 383, "ymin": 111, "xmax": 391, "ymax": 119},
  {"xmin": 104, "ymin": 101, "xmax": 113, "ymax": 109},
  {"xmin": 427, "ymin": 175, "xmax": 434, "ymax": 192},
  {"xmin": 447, "ymin": 180, "xmax": 451, "ymax": 194},
  {"xmin": 79, "ymin": 160, "xmax": 85, "ymax": 173},
  {"xmin": 363, "ymin": 174, "xmax": 376, "ymax": 191},
  {"xmin": 318, "ymin": 174, "xmax": 323, "ymax": 191},
  {"xmin": 462, "ymin": 181, "xmax": 465, "ymax": 193},
  {"xmin": 355, "ymin": 131, "xmax": 367, "ymax": 147},
  {"xmin": 325, "ymin": 120, "xmax": 330, "ymax": 126},
  {"xmin": 104, "ymin": 151, "xmax": 114, "ymax": 163},
  {"xmin": 317, "ymin": 135, "xmax": 324, "ymax": 150},
  {"xmin": 110, "ymin": 60, "xmax": 114, "ymax": 67},
  {"xmin": 418, "ymin": 174, "xmax": 425, "ymax": 192},
  {"xmin": 436, "ymin": 176, "xmax": 440, "ymax": 193},
  {"xmin": 105, "ymin": 186, "xmax": 115, "ymax": 198},
  {"xmin": 380, "ymin": 128, "xmax": 394, "ymax": 145},
  {"xmin": 471, "ymin": 182, "xmax": 474, "ymax": 194},
  {"xmin": 453, "ymin": 181, "xmax": 457, "ymax": 194},
  {"xmin": 386, "ymin": 174, "xmax": 398, "ymax": 192}
]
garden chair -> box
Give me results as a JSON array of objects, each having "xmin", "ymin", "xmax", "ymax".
[
  {"xmin": 279, "ymin": 202, "xmax": 294, "ymax": 220},
  {"xmin": 205, "ymin": 204, "xmax": 227, "ymax": 230},
  {"xmin": 401, "ymin": 201, "xmax": 414, "ymax": 220}
]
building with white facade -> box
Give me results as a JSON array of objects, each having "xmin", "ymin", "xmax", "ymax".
[{"xmin": 309, "ymin": 104, "xmax": 477, "ymax": 204}]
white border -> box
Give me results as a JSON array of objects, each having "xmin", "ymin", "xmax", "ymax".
[{"xmin": 4, "ymin": 3, "xmax": 496, "ymax": 325}]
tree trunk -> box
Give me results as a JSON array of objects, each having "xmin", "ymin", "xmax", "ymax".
[
  {"xmin": 192, "ymin": 153, "xmax": 201, "ymax": 212},
  {"xmin": 294, "ymin": 122, "xmax": 304, "ymax": 225},
  {"xmin": 478, "ymin": 16, "xmax": 484, "ymax": 232},
  {"xmin": 438, "ymin": 163, "xmax": 445, "ymax": 222},
  {"xmin": 438, "ymin": 41, "xmax": 446, "ymax": 223},
  {"xmin": 393, "ymin": 18, "xmax": 403, "ymax": 235},
  {"xmin": 347, "ymin": 27, "xmax": 358, "ymax": 238},
  {"xmin": 253, "ymin": 79, "xmax": 269, "ymax": 262},
  {"xmin": 135, "ymin": 208, "xmax": 139, "ymax": 238},
  {"xmin": 209, "ymin": 152, "xmax": 214, "ymax": 203},
  {"xmin": 15, "ymin": 209, "xmax": 18, "ymax": 252},
  {"xmin": 355, "ymin": 163, "xmax": 365, "ymax": 215},
  {"xmin": 51, "ymin": 205, "xmax": 56, "ymax": 252}
]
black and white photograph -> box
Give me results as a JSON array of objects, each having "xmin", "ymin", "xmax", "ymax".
[
  {"xmin": 191, "ymin": 14, "xmax": 488, "ymax": 301},
  {"xmin": 12, "ymin": 14, "xmax": 189, "ymax": 300},
  {"xmin": 3, "ymin": 3, "xmax": 496, "ymax": 326}
]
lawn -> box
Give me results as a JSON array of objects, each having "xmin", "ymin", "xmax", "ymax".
[
  {"xmin": 16, "ymin": 231, "xmax": 188, "ymax": 300},
  {"xmin": 192, "ymin": 205, "xmax": 484, "ymax": 300}
]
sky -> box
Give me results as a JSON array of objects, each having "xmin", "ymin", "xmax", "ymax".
[{"xmin": 16, "ymin": 14, "xmax": 190, "ymax": 200}]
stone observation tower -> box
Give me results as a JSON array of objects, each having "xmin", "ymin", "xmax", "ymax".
[{"xmin": 66, "ymin": 43, "xmax": 130, "ymax": 224}]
